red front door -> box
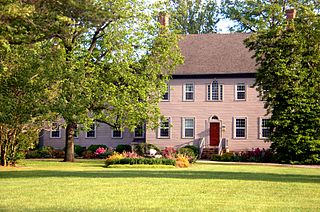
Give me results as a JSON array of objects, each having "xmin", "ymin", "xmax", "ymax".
[{"xmin": 210, "ymin": 123, "xmax": 220, "ymax": 146}]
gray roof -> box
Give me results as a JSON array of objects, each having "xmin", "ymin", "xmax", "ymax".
[{"xmin": 175, "ymin": 33, "xmax": 257, "ymax": 75}]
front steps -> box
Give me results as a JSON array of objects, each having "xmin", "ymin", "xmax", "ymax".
[{"xmin": 201, "ymin": 147, "xmax": 218, "ymax": 159}]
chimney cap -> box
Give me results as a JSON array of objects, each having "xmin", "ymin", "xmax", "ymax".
[
  {"xmin": 159, "ymin": 12, "xmax": 170, "ymax": 27},
  {"xmin": 286, "ymin": 8, "xmax": 296, "ymax": 20}
]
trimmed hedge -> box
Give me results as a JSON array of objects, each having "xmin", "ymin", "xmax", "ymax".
[
  {"xmin": 87, "ymin": 144, "xmax": 108, "ymax": 152},
  {"xmin": 105, "ymin": 157, "xmax": 176, "ymax": 167}
]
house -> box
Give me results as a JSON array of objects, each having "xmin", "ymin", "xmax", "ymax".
[{"xmin": 40, "ymin": 33, "xmax": 271, "ymax": 154}]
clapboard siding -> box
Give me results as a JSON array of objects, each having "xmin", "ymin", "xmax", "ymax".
[{"xmin": 146, "ymin": 78, "xmax": 270, "ymax": 151}]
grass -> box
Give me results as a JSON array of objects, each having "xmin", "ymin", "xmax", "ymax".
[{"xmin": 0, "ymin": 159, "xmax": 320, "ymax": 211}]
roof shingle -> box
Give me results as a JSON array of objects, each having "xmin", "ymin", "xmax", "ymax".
[{"xmin": 175, "ymin": 33, "xmax": 257, "ymax": 75}]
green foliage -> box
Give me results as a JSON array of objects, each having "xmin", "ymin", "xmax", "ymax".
[
  {"xmin": 74, "ymin": 145, "xmax": 85, "ymax": 157},
  {"xmin": 133, "ymin": 143, "xmax": 161, "ymax": 156},
  {"xmin": 115, "ymin": 144, "xmax": 132, "ymax": 153},
  {"xmin": 105, "ymin": 157, "xmax": 176, "ymax": 167},
  {"xmin": 177, "ymin": 147, "xmax": 197, "ymax": 163},
  {"xmin": 167, "ymin": 0, "xmax": 219, "ymax": 34},
  {"xmin": 246, "ymin": 3, "xmax": 320, "ymax": 164},
  {"xmin": 87, "ymin": 145, "xmax": 108, "ymax": 153}
]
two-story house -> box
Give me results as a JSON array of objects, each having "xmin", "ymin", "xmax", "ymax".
[{"xmin": 40, "ymin": 33, "xmax": 270, "ymax": 153}]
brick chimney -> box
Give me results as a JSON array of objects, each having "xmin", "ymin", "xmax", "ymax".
[
  {"xmin": 159, "ymin": 12, "xmax": 170, "ymax": 27},
  {"xmin": 286, "ymin": 8, "xmax": 296, "ymax": 20}
]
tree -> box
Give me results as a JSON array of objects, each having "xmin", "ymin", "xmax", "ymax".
[
  {"xmin": 221, "ymin": 0, "xmax": 319, "ymax": 32},
  {"xmin": 245, "ymin": 3, "xmax": 320, "ymax": 163},
  {"xmin": 1, "ymin": 0, "xmax": 183, "ymax": 163},
  {"xmin": 167, "ymin": 0, "xmax": 220, "ymax": 34}
]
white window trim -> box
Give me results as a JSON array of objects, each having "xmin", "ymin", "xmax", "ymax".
[
  {"xmin": 235, "ymin": 83, "xmax": 247, "ymax": 101},
  {"xmin": 233, "ymin": 117, "xmax": 247, "ymax": 139},
  {"xmin": 259, "ymin": 117, "xmax": 270, "ymax": 139},
  {"xmin": 182, "ymin": 117, "xmax": 195, "ymax": 139},
  {"xmin": 134, "ymin": 126, "xmax": 145, "ymax": 138},
  {"xmin": 183, "ymin": 82, "xmax": 195, "ymax": 101},
  {"xmin": 157, "ymin": 117, "xmax": 171, "ymax": 139},
  {"xmin": 112, "ymin": 129, "xmax": 123, "ymax": 139},
  {"xmin": 207, "ymin": 82, "xmax": 224, "ymax": 101},
  {"xmin": 50, "ymin": 123, "xmax": 61, "ymax": 139},
  {"xmin": 161, "ymin": 84, "xmax": 170, "ymax": 102},
  {"xmin": 85, "ymin": 123, "xmax": 96, "ymax": 139}
]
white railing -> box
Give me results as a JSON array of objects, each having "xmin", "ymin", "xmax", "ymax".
[
  {"xmin": 218, "ymin": 138, "xmax": 228, "ymax": 155},
  {"xmin": 199, "ymin": 137, "xmax": 205, "ymax": 158}
]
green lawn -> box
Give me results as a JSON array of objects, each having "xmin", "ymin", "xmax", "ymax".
[{"xmin": 0, "ymin": 160, "xmax": 319, "ymax": 211}]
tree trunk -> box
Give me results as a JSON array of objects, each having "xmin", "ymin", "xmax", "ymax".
[
  {"xmin": 1, "ymin": 144, "xmax": 7, "ymax": 166},
  {"xmin": 64, "ymin": 122, "xmax": 76, "ymax": 162}
]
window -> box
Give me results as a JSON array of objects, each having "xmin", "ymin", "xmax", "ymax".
[
  {"xmin": 162, "ymin": 84, "xmax": 170, "ymax": 101},
  {"xmin": 86, "ymin": 124, "xmax": 96, "ymax": 138},
  {"xmin": 158, "ymin": 118, "xmax": 170, "ymax": 138},
  {"xmin": 112, "ymin": 129, "xmax": 122, "ymax": 138},
  {"xmin": 50, "ymin": 123, "xmax": 61, "ymax": 138},
  {"xmin": 182, "ymin": 118, "xmax": 195, "ymax": 138},
  {"xmin": 259, "ymin": 118, "xmax": 270, "ymax": 139},
  {"xmin": 235, "ymin": 83, "xmax": 246, "ymax": 100},
  {"xmin": 183, "ymin": 83, "xmax": 194, "ymax": 101},
  {"xmin": 233, "ymin": 118, "xmax": 247, "ymax": 139},
  {"xmin": 134, "ymin": 125, "xmax": 144, "ymax": 138},
  {"xmin": 207, "ymin": 81, "xmax": 223, "ymax": 101}
]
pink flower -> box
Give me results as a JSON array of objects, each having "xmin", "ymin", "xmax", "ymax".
[{"xmin": 95, "ymin": 147, "xmax": 106, "ymax": 155}]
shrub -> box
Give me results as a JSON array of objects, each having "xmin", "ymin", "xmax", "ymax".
[
  {"xmin": 95, "ymin": 147, "xmax": 106, "ymax": 155},
  {"xmin": 178, "ymin": 147, "xmax": 197, "ymax": 163},
  {"xmin": 87, "ymin": 144, "xmax": 108, "ymax": 152},
  {"xmin": 134, "ymin": 143, "xmax": 161, "ymax": 156},
  {"xmin": 74, "ymin": 145, "xmax": 85, "ymax": 157},
  {"xmin": 105, "ymin": 156, "xmax": 175, "ymax": 167},
  {"xmin": 105, "ymin": 152, "xmax": 124, "ymax": 166},
  {"xmin": 182, "ymin": 145, "xmax": 199, "ymax": 155},
  {"xmin": 82, "ymin": 150, "xmax": 95, "ymax": 159},
  {"xmin": 175, "ymin": 154, "xmax": 190, "ymax": 168},
  {"xmin": 210, "ymin": 154, "xmax": 222, "ymax": 161},
  {"xmin": 52, "ymin": 149, "xmax": 65, "ymax": 158},
  {"xmin": 25, "ymin": 150, "xmax": 42, "ymax": 159},
  {"xmin": 115, "ymin": 144, "xmax": 132, "ymax": 153},
  {"xmin": 162, "ymin": 147, "xmax": 176, "ymax": 159},
  {"xmin": 38, "ymin": 146, "xmax": 55, "ymax": 158}
]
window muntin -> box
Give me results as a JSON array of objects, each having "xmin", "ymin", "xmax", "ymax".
[
  {"xmin": 134, "ymin": 125, "xmax": 144, "ymax": 138},
  {"xmin": 236, "ymin": 83, "xmax": 246, "ymax": 100},
  {"xmin": 50, "ymin": 123, "xmax": 61, "ymax": 138},
  {"xmin": 234, "ymin": 118, "xmax": 247, "ymax": 139},
  {"xmin": 158, "ymin": 118, "xmax": 170, "ymax": 138},
  {"xmin": 207, "ymin": 81, "xmax": 223, "ymax": 101},
  {"xmin": 184, "ymin": 83, "xmax": 194, "ymax": 101},
  {"xmin": 112, "ymin": 129, "xmax": 122, "ymax": 138},
  {"xmin": 260, "ymin": 118, "xmax": 270, "ymax": 139},
  {"xmin": 183, "ymin": 118, "xmax": 195, "ymax": 138},
  {"xmin": 162, "ymin": 84, "xmax": 170, "ymax": 101},
  {"xmin": 86, "ymin": 124, "xmax": 96, "ymax": 138}
]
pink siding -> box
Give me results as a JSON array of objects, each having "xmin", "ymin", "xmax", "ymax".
[{"xmin": 146, "ymin": 78, "xmax": 271, "ymax": 152}]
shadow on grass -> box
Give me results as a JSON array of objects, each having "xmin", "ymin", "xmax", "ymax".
[{"xmin": 0, "ymin": 169, "xmax": 319, "ymax": 184}]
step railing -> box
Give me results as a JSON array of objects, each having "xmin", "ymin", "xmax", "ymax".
[
  {"xmin": 218, "ymin": 138, "xmax": 228, "ymax": 155},
  {"xmin": 199, "ymin": 137, "xmax": 205, "ymax": 158}
]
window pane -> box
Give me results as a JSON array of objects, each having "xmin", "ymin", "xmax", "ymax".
[
  {"xmin": 237, "ymin": 84, "xmax": 245, "ymax": 91},
  {"xmin": 113, "ymin": 130, "xmax": 122, "ymax": 138},
  {"xmin": 185, "ymin": 119, "xmax": 194, "ymax": 128},
  {"xmin": 262, "ymin": 129, "xmax": 270, "ymax": 138},
  {"xmin": 162, "ymin": 85, "xmax": 169, "ymax": 100},
  {"xmin": 51, "ymin": 131, "xmax": 60, "ymax": 138},
  {"xmin": 237, "ymin": 91, "xmax": 245, "ymax": 100},
  {"xmin": 185, "ymin": 129, "xmax": 194, "ymax": 137},
  {"xmin": 160, "ymin": 128, "xmax": 169, "ymax": 137},
  {"xmin": 51, "ymin": 123, "xmax": 60, "ymax": 138},
  {"xmin": 87, "ymin": 124, "xmax": 95, "ymax": 138},
  {"xmin": 134, "ymin": 125, "xmax": 144, "ymax": 137},
  {"xmin": 236, "ymin": 119, "xmax": 245, "ymax": 127},
  {"xmin": 262, "ymin": 119, "xmax": 269, "ymax": 127},
  {"xmin": 236, "ymin": 129, "xmax": 245, "ymax": 138},
  {"xmin": 185, "ymin": 92, "xmax": 194, "ymax": 100},
  {"xmin": 212, "ymin": 81, "xmax": 219, "ymax": 100},
  {"xmin": 185, "ymin": 83, "xmax": 193, "ymax": 92}
]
